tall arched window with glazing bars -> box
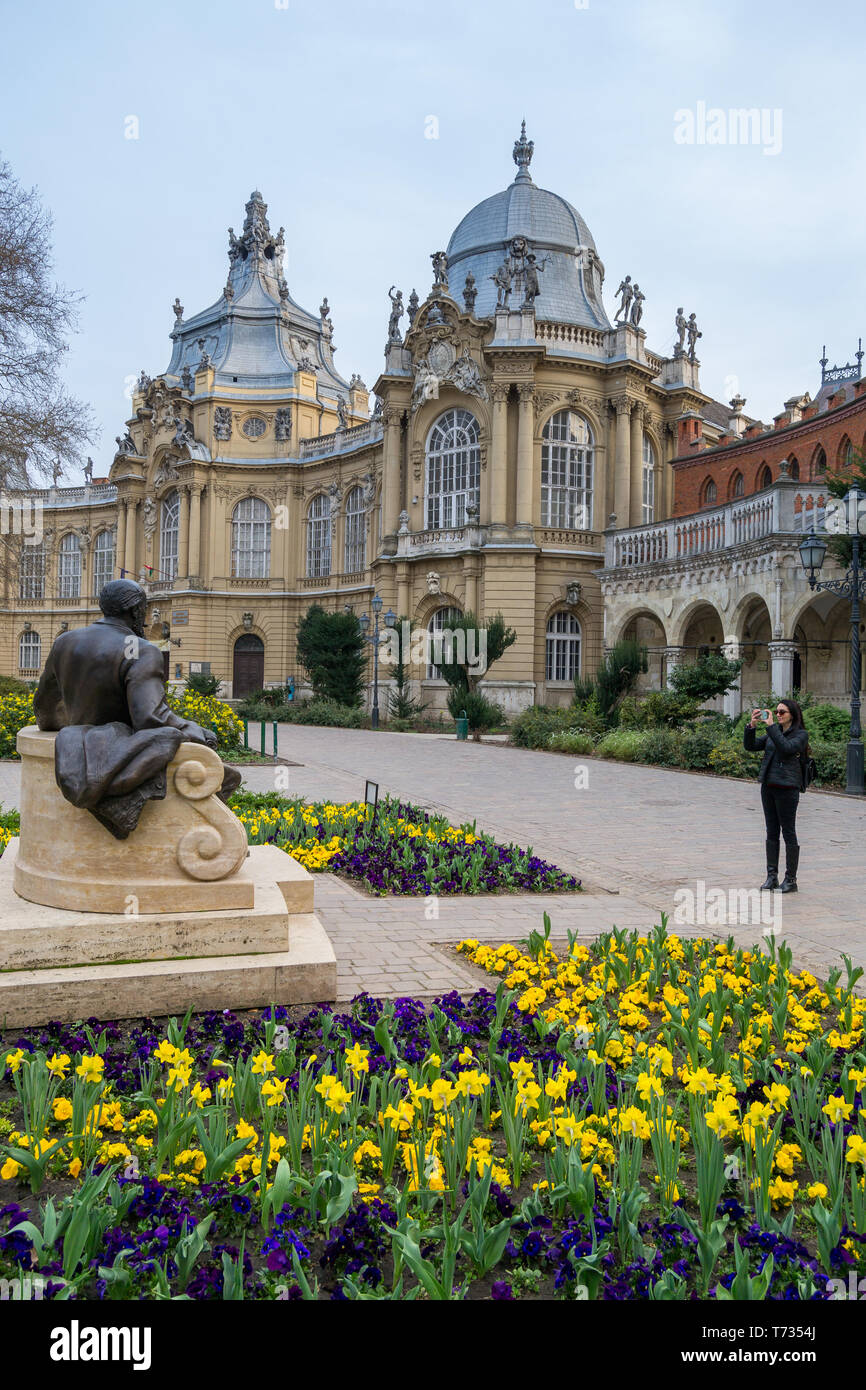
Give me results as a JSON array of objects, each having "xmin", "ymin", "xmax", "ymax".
[
  {"xmin": 642, "ymin": 433, "xmax": 656, "ymax": 524},
  {"xmin": 232, "ymin": 498, "xmax": 271, "ymax": 579},
  {"xmin": 19, "ymin": 544, "xmax": 45, "ymax": 601},
  {"xmin": 307, "ymin": 495, "xmax": 331, "ymax": 578},
  {"xmin": 58, "ymin": 533, "xmax": 81, "ymax": 599},
  {"xmin": 425, "ymin": 409, "xmax": 480, "ymax": 531},
  {"xmin": 160, "ymin": 490, "xmax": 179, "ymax": 582},
  {"xmin": 344, "ymin": 486, "xmax": 365, "ymax": 573},
  {"xmin": 92, "ymin": 528, "xmax": 116, "ymax": 596},
  {"xmin": 541, "ymin": 410, "xmax": 594, "ymax": 530}
]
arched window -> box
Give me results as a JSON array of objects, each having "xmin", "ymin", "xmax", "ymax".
[
  {"xmin": 92, "ymin": 528, "xmax": 116, "ymax": 596},
  {"xmin": 19, "ymin": 544, "xmax": 45, "ymax": 601},
  {"xmin": 19, "ymin": 630, "xmax": 40, "ymax": 673},
  {"xmin": 758, "ymin": 464, "xmax": 772, "ymax": 490},
  {"xmin": 841, "ymin": 437, "xmax": 855, "ymax": 470},
  {"xmin": 546, "ymin": 611, "xmax": 582, "ymax": 682},
  {"xmin": 642, "ymin": 433, "xmax": 656, "ymax": 524},
  {"xmin": 426, "ymin": 605, "xmax": 462, "ymax": 679},
  {"xmin": 425, "ymin": 409, "xmax": 480, "ymax": 530},
  {"xmin": 344, "ymin": 486, "xmax": 366, "ymax": 573},
  {"xmin": 812, "ymin": 445, "xmax": 827, "ymax": 478},
  {"xmin": 232, "ymin": 497, "xmax": 271, "ymax": 579},
  {"xmin": 160, "ymin": 490, "xmax": 179, "ymax": 582},
  {"xmin": 787, "ymin": 456, "xmax": 800, "ymax": 481},
  {"xmin": 306, "ymin": 495, "xmax": 331, "ymax": 577},
  {"xmin": 541, "ymin": 410, "xmax": 594, "ymax": 529},
  {"xmin": 58, "ymin": 533, "xmax": 81, "ymax": 599},
  {"xmin": 703, "ymin": 479, "xmax": 717, "ymax": 506},
  {"xmin": 731, "ymin": 471, "xmax": 745, "ymax": 498}
]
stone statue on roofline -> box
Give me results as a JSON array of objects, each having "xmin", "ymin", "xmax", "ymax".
[{"xmin": 613, "ymin": 275, "xmax": 633, "ymax": 322}]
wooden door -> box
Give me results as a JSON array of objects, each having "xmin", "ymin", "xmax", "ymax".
[{"xmin": 233, "ymin": 634, "xmax": 264, "ymax": 697}]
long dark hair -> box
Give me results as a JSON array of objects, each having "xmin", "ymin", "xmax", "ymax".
[{"xmin": 778, "ymin": 697, "xmax": 811, "ymax": 755}]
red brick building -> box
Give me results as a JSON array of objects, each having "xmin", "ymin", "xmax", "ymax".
[{"xmin": 671, "ymin": 346, "xmax": 865, "ymax": 517}]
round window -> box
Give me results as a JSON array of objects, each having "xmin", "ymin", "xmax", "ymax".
[{"xmin": 242, "ymin": 417, "xmax": 267, "ymax": 439}]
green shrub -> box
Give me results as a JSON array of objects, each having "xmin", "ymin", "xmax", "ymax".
[
  {"xmin": 166, "ymin": 691, "xmax": 243, "ymax": 750},
  {"xmin": 594, "ymin": 639, "xmax": 648, "ymax": 720},
  {"xmin": 707, "ymin": 741, "xmax": 761, "ymax": 779},
  {"xmin": 638, "ymin": 728, "xmax": 682, "ymax": 766},
  {"xmin": 548, "ymin": 729, "xmax": 597, "ymax": 755},
  {"xmin": 510, "ymin": 706, "xmax": 575, "ymax": 749},
  {"xmin": 803, "ymin": 703, "xmax": 852, "ymax": 743},
  {"xmin": 595, "ymin": 729, "xmax": 647, "ymax": 763},
  {"xmin": 809, "ymin": 738, "xmax": 847, "ymax": 788},
  {"xmin": 286, "ymin": 699, "xmax": 363, "ymax": 728},
  {"xmin": 571, "ymin": 691, "xmax": 607, "ymax": 737},
  {"xmin": 0, "ymin": 690, "xmax": 35, "ymax": 759},
  {"xmin": 446, "ymin": 687, "xmax": 503, "ymax": 736},
  {"xmin": 0, "ymin": 675, "xmax": 31, "ymax": 696},
  {"xmin": 668, "ymin": 652, "xmax": 742, "ymax": 702},
  {"xmin": 297, "ymin": 605, "xmax": 366, "ymax": 706},
  {"xmin": 679, "ymin": 722, "xmax": 725, "ymax": 769},
  {"xmin": 186, "ymin": 671, "xmax": 223, "ymax": 698}
]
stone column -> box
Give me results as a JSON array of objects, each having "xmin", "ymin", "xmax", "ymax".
[
  {"xmin": 115, "ymin": 499, "xmax": 127, "ymax": 580},
  {"xmin": 515, "ymin": 383, "xmax": 535, "ymax": 526},
  {"xmin": 613, "ymin": 397, "xmax": 632, "ymax": 527},
  {"xmin": 188, "ymin": 485, "xmax": 202, "ymax": 579},
  {"xmin": 382, "ymin": 406, "xmax": 402, "ymax": 538},
  {"xmin": 463, "ymin": 557, "xmax": 480, "ymax": 615},
  {"xmin": 488, "ymin": 383, "xmax": 509, "ymax": 525},
  {"xmin": 178, "ymin": 486, "xmax": 190, "ymax": 579},
  {"xmin": 663, "ymin": 645, "xmax": 685, "ymax": 688},
  {"xmin": 396, "ymin": 560, "xmax": 410, "ymax": 619},
  {"xmin": 768, "ymin": 640, "xmax": 798, "ymax": 696},
  {"xmin": 629, "ymin": 403, "xmax": 644, "ymax": 526},
  {"xmin": 124, "ymin": 500, "xmax": 137, "ymax": 577},
  {"xmin": 721, "ymin": 640, "xmax": 743, "ymax": 719}
]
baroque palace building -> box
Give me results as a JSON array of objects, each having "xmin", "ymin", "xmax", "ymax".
[{"xmin": 1, "ymin": 126, "xmax": 858, "ymax": 713}]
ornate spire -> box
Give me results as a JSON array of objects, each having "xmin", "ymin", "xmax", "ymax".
[
  {"xmin": 226, "ymin": 191, "xmax": 286, "ymax": 271},
  {"xmin": 224, "ymin": 191, "xmax": 288, "ymax": 303},
  {"xmin": 512, "ymin": 120, "xmax": 534, "ymax": 183}
]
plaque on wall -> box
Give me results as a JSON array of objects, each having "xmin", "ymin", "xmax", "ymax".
[{"xmin": 172, "ymin": 609, "xmax": 189, "ymax": 625}]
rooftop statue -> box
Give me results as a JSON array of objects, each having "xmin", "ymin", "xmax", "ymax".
[
  {"xmin": 613, "ymin": 275, "xmax": 633, "ymax": 323},
  {"xmin": 387, "ymin": 286, "xmax": 404, "ymax": 342},
  {"xmin": 687, "ymin": 312, "xmax": 702, "ymax": 362},
  {"xmin": 629, "ymin": 283, "xmax": 645, "ymax": 328},
  {"xmin": 34, "ymin": 580, "xmax": 241, "ymax": 839},
  {"xmin": 674, "ymin": 307, "xmax": 687, "ymax": 357}
]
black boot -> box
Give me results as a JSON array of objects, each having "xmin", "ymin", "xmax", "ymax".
[
  {"xmin": 779, "ymin": 844, "xmax": 799, "ymax": 893},
  {"xmin": 760, "ymin": 839, "xmax": 780, "ymax": 891}
]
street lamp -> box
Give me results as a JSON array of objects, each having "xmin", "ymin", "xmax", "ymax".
[
  {"xmin": 798, "ymin": 484, "xmax": 866, "ymax": 795},
  {"xmin": 358, "ymin": 596, "xmax": 396, "ymax": 730}
]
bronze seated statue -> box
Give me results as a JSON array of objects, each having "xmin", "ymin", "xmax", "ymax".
[{"xmin": 34, "ymin": 579, "xmax": 241, "ymax": 839}]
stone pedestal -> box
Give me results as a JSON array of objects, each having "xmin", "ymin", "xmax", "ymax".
[
  {"xmin": 14, "ymin": 727, "xmax": 251, "ymax": 914},
  {"xmin": 1, "ymin": 728, "xmax": 337, "ymax": 1025}
]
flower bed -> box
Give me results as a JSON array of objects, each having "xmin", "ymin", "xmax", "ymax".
[
  {"xmin": 229, "ymin": 792, "xmax": 581, "ymax": 895},
  {"xmin": 1, "ymin": 923, "xmax": 864, "ymax": 1301},
  {"xmin": 0, "ymin": 690, "xmax": 242, "ymax": 759}
]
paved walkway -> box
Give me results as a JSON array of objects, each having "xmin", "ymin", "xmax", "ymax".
[{"xmin": 3, "ymin": 730, "xmax": 864, "ymax": 1002}]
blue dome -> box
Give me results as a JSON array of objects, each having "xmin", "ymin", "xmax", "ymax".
[{"xmin": 445, "ymin": 125, "xmax": 610, "ymax": 330}]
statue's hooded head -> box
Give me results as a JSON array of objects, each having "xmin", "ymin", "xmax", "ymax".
[{"xmin": 99, "ymin": 579, "xmax": 147, "ymax": 636}]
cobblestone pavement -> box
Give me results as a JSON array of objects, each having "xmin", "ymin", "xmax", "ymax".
[{"xmin": 4, "ymin": 728, "xmax": 864, "ymax": 1001}]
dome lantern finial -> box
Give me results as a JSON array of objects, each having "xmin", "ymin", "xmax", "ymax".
[{"xmin": 512, "ymin": 119, "xmax": 534, "ymax": 183}]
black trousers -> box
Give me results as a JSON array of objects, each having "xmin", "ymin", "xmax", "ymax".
[{"xmin": 761, "ymin": 782, "xmax": 799, "ymax": 848}]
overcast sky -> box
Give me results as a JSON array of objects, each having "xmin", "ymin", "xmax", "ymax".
[{"xmin": 3, "ymin": 0, "xmax": 864, "ymax": 480}]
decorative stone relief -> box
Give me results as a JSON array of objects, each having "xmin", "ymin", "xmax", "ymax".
[{"xmin": 214, "ymin": 407, "xmax": 232, "ymax": 441}]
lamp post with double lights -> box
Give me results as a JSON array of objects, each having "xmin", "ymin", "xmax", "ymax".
[
  {"xmin": 359, "ymin": 594, "xmax": 396, "ymax": 730},
  {"xmin": 798, "ymin": 484, "xmax": 865, "ymax": 795}
]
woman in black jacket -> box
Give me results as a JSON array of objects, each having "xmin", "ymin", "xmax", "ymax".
[{"xmin": 744, "ymin": 698, "xmax": 809, "ymax": 893}]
